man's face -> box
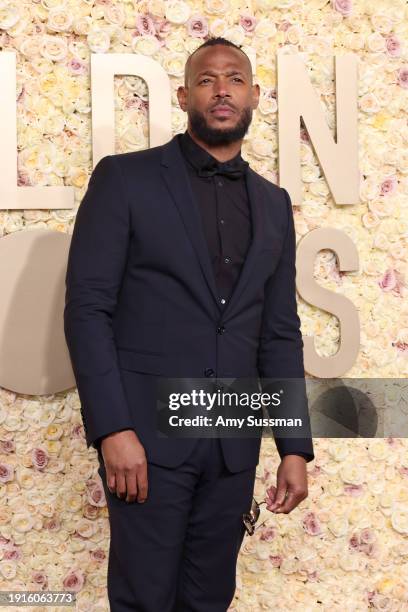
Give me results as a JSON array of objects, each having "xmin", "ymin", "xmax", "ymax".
[{"xmin": 177, "ymin": 45, "xmax": 260, "ymax": 147}]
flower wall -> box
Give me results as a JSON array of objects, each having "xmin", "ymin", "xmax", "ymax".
[{"xmin": 0, "ymin": 0, "xmax": 407, "ymax": 610}]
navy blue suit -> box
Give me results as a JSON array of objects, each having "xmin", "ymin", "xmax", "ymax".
[{"xmin": 64, "ymin": 134, "xmax": 314, "ymax": 610}]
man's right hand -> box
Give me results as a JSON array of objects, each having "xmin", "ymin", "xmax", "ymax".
[{"xmin": 100, "ymin": 429, "xmax": 148, "ymax": 504}]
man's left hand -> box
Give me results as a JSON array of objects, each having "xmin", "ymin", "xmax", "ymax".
[{"xmin": 267, "ymin": 455, "xmax": 308, "ymax": 514}]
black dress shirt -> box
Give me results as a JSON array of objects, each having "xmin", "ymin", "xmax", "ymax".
[{"xmin": 177, "ymin": 130, "xmax": 310, "ymax": 463}]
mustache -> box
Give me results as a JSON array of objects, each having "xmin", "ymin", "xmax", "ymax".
[{"xmin": 210, "ymin": 101, "xmax": 237, "ymax": 111}]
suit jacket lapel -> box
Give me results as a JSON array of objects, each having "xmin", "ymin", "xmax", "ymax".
[
  {"xmin": 160, "ymin": 135, "xmax": 266, "ymax": 321},
  {"xmin": 221, "ymin": 167, "xmax": 265, "ymax": 321}
]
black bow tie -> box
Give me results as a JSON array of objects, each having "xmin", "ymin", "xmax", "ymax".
[{"xmin": 197, "ymin": 158, "xmax": 249, "ymax": 180}]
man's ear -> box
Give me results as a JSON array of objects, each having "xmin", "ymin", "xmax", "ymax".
[
  {"xmin": 252, "ymin": 83, "xmax": 260, "ymax": 110},
  {"xmin": 177, "ymin": 85, "xmax": 187, "ymax": 111}
]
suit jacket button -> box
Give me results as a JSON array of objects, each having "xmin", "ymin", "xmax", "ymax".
[
  {"xmin": 204, "ymin": 368, "xmax": 215, "ymax": 377},
  {"xmin": 216, "ymin": 326, "xmax": 226, "ymax": 334}
]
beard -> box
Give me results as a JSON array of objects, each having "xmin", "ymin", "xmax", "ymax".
[{"xmin": 188, "ymin": 106, "xmax": 252, "ymax": 146}]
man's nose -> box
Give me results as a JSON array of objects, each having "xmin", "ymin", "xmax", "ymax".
[{"xmin": 213, "ymin": 79, "xmax": 230, "ymax": 99}]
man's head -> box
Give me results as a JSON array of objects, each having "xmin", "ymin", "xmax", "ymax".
[{"xmin": 177, "ymin": 37, "xmax": 260, "ymax": 147}]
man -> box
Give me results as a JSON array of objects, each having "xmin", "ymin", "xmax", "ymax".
[{"xmin": 64, "ymin": 36, "xmax": 314, "ymax": 611}]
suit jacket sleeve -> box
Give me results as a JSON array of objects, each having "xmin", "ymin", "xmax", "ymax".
[
  {"xmin": 64, "ymin": 155, "xmax": 135, "ymax": 449},
  {"xmin": 257, "ymin": 187, "xmax": 314, "ymax": 463}
]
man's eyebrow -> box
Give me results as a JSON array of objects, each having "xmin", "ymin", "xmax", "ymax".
[{"xmin": 195, "ymin": 69, "xmax": 246, "ymax": 78}]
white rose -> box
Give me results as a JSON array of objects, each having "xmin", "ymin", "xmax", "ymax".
[
  {"xmin": 328, "ymin": 516, "xmax": 349, "ymax": 537},
  {"xmin": 366, "ymin": 32, "xmax": 386, "ymax": 53},
  {"xmin": 172, "ymin": 108, "xmax": 187, "ymax": 133},
  {"xmin": 162, "ymin": 52, "xmax": 186, "ymax": 77},
  {"xmin": 104, "ymin": 4, "xmax": 126, "ymax": 26},
  {"xmin": 40, "ymin": 34, "xmax": 68, "ymax": 61},
  {"xmin": 204, "ymin": 0, "xmax": 230, "ymax": 15},
  {"xmin": 47, "ymin": 8, "xmax": 73, "ymax": 32},
  {"xmin": 340, "ymin": 464, "xmax": 365, "ymax": 485},
  {"xmin": 209, "ymin": 18, "xmax": 227, "ymax": 37},
  {"xmin": 391, "ymin": 509, "xmax": 408, "ymax": 534},
  {"xmin": 223, "ymin": 26, "xmax": 245, "ymax": 46},
  {"xmin": 0, "ymin": 3, "xmax": 20, "ymax": 30},
  {"xmin": 250, "ymin": 137, "xmax": 274, "ymax": 159},
  {"xmin": 360, "ymin": 92, "xmax": 380, "ymax": 114},
  {"xmin": 165, "ymin": 0, "xmax": 191, "ymax": 24},
  {"xmin": 254, "ymin": 20, "xmax": 277, "ymax": 39},
  {"xmin": 132, "ymin": 35, "xmax": 160, "ymax": 56},
  {"xmin": 87, "ymin": 29, "xmax": 111, "ymax": 53},
  {"xmin": 371, "ymin": 13, "xmax": 393, "ymax": 34},
  {"xmin": 257, "ymin": 90, "xmax": 277, "ymax": 115},
  {"xmin": 73, "ymin": 16, "xmax": 92, "ymax": 36}
]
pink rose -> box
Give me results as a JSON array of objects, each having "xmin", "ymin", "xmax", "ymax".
[
  {"xmin": 32, "ymin": 447, "xmax": 49, "ymax": 471},
  {"xmin": 0, "ymin": 440, "xmax": 15, "ymax": 454},
  {"xmin": 344, "ymin": 484, "xmax": 363, "ymax": 496},
  {"xmin": 278, "ymin": 20, "xmax": 291, "ymax": 32},
  {"xmin": 378, "ymin": 268, "xmax": 396, "ymax": 291},
  {"xmin": 71, "ymin": 423, "xmax": 84, "ymax": 439},
  {"xmin": 155, "ymin": 18, "xmax": 171, "ymax": 42},
  {"xmin": 135, "ymin": 14, "xmax": 156, "ymax": 36},
  {"xmin": 380, "ymin": 175, "xmax": 397, "ymax": 196},
  {"xmin": 302, "ymin": 511, "xmax": 322, "ymax": 536},
  {"xmin": 125, "ymin": 95, "xmax": 144, "ymax": 110},
  {"xmin": 332, "ymin": 0, "xmax": 353, "ymax": 16},
  {"xmin": 349, "ymin": 533, "xmax": 360, "ymax": 549},
  {"xmin": 84, "ymin": 503, "xmax": 100, "ymax": 520},
  {"xmin": 393, "ymin": 341, "xmax": 408, "ymax": 353},
  {"xmin": 43, "ymin": 516, "xmax": 61, "ymax": 531},
  {"xmin": 90, "ymin": 548, "xmax": 106, "ymax": 562},
  {"xmin": 62, "ymin": 569, "xmax": 84, "ymax": 593},
  {"xmin": 86, "ymin": 479, "xmax": 106, "ymax": 507},
  {"xmin": 240, "ymin": 15, "xmax": 257, "ymax": 32},
  {"xmin": 386, "ymin": 35, "xmax": 402, "ymax": 57},
  {"xmin": 187, "ymin": 16, "xmax": 209, "ymax": 38},
  {"xmin": 300, "ymin": 127, "xmax": 310, "ymax": 143},
  {"xmin": 32, "ymin": 571, "xmax": 48, "ymax": 588},
  {"xmin": 259, "ymin": 526, "xmax": 276, "ymax": 541},
  {"xmin": 269, "ymin": 554, "xmax": 283, "ymax": 567},
  {"xmin": 360, "ymin": 528, "xmax": 376, "ymax": 545},
  {"xmin": 67, "ymin": 58, "xmax": 88, "ymax": 76},
  {"xmin": 397, "ymin": 66, "xmax": 408, "ymax": 89},
  {"xmin": 0, "ymin": 462, "xmax": 14, "ymax": 484},
  {"xmin": 4, "ymin": 546, "xmax": 21, "ymax": 561}
]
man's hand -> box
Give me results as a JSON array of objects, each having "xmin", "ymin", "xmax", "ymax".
[
  {"xmin": 101, "ymin": 430, "xmax": 148, "ymax": 504},
  {"xmin": 267, "ymin": 455, "xmax": 308, "ymax": 514}
]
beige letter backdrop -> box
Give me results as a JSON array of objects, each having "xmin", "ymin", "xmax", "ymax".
[{"xmin": 0, "ymin": 1, "xmax": 407, "ymax": 609}]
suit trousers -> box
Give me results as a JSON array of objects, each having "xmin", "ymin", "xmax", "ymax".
[{"xmin": 96, "ymin": 436, "xmax": 257, "ymax": 611}]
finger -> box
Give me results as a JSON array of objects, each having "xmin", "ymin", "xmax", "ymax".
[
  {"xmin": 106, "ymin": 471, "xmax": 116, "ymax": 495},
  {"xmin": 115, "ymin": 471, "xmax": 127, "ymax": 499},
  {"xmin": 276, "ymin": 488, "xmax": 307, "ymax": 513},
  {"xmin": 125, "ymin": 470, "xmax": 138, "ymax": 503},
  {"xmin": 136, "ymin": 465, "xmax": 148, "ymax": 503},
  {"xmin": 268, "ymin": 486, "xmax": 287, "ymax": 511},
  {"xmin": 274, "ymin": 491, "xmax": 299, "ymax": 513}
]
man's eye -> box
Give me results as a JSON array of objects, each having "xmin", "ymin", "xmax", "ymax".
[
  {"xmin": 233, "ymin": 77, "xmax": 243, "ymax": 82},
  {"xmin": 199, "ymin": 78, "xmax": 211, "ymax": 84}
]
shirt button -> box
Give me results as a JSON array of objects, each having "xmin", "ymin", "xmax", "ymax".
[
  {"xmin": 220, "ymin": 298, "xmax": 226, "ymax": 305},
  {"xmin": 204, "ymin": 368, "xmax": 215, "ymax": 377},
  {"xmin": 224, "ymin": 256, "xmax": 231, "ymax": 264}
]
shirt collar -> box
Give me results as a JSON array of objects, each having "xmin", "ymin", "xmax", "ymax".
[{"xmin": 178, "ymin": 130, "xmax": 246, "ymax": 175}]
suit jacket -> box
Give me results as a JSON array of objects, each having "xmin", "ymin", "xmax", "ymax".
[{"xmin": 63, "ymin": 134, "xmax": 314, "ymax": 473}]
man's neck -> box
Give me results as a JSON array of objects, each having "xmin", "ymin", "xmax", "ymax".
[{"xmin": 187, "ymin": 127, "xmax": 242, "ymax": 163}]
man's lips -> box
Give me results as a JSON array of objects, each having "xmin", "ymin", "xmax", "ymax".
[{"xmin": 210, "ymin": 105, "xmax": 235, "ymax": 117}]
